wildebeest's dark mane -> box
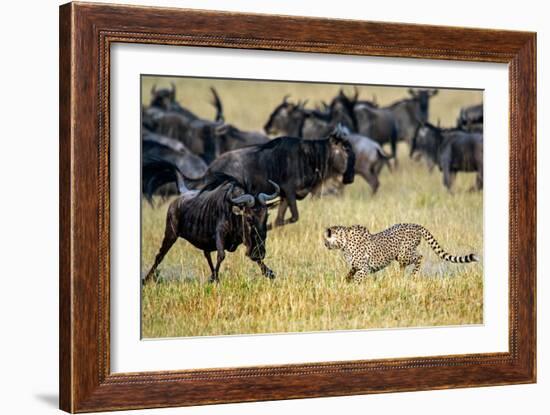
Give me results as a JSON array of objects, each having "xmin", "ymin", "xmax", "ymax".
[
  {"xmin": 256, "ymin": 136, "xmax": 300, "ymax": 151},
  {"xmin": 183, "ymin": 173, "xmax": 246, "ymax": 239}
]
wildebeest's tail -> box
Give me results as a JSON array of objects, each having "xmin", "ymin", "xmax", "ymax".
[
  {"xmin": 418, "ymin": 225, "xmax": 479, "ymax": 263},
  {"xmin": 210, "ymin": 87, "xmax": 224, "ymax": 122},
  {"xmin": 142, "ymin": 157, "xmax": 203, "ymax": 203}
]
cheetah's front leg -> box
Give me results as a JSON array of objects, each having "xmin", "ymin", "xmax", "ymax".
[{"xmin": 409, "ymin": 254, "xmax": 423, "ymax": 277}]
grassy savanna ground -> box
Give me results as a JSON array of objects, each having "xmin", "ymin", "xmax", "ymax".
[{"xmin": 141, "ymin": 77, "xmax": 483, "ymax": 338}]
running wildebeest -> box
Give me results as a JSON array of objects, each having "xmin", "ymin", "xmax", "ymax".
[
  {"xmin": 143, "ymin": 166, "xmax": 280, "ymax": 283},
  {"xmin": 185, "ymin": 126, "xmax": 355, "ymax": 228},
  {"xmin": 264, "ymin": 98, "xmax": 389, "ymax": 195},
  {"xmin": 457, "ymin": 103, "xmax": 483, "ymax": 133},
  {"xmin": 411, "ymin": 122, "xmax": 483, "ymax": 192},
  {"xmin": 142, "ymin": 131, "xmax": 208, "ymax": 203}
]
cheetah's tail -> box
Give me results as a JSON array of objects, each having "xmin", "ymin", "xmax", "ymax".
[{"xmin": 419, "ymin": 226, "xmax": 479, "ymax": 264}]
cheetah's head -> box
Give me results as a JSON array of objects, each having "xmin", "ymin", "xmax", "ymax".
[{"xmin": 323, "ymin": 226, "xmax": 347, "ymax": 250}]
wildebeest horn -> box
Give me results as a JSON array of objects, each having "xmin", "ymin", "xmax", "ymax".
[
  {"xmin": 230, "ymin": 193, "xmax": 255, "ymax": 207},
  {"xmin": 283, "ymin": 94, "xmax": 290, "ymax": 104},
  {"xmin": 151, "ymin": 84, "xmax": 157, "ymax": 94},
  {"xmin": 170, "ymin": 82, "xmax": 176, "ymax": 93},
  {"xmin": 429, "ymin": 89, "xmax": 439, "ymax": 96},
  {"xmin": 353, "ymin": 86, "xmax": 359, "ymax": 101},
  {"xmin": 258, "ymin": 180, "xmax": 280, "ymax": 205},
  {"xmin": 408, "ymin": 88, "xmax": 417, "ymax": 97}
]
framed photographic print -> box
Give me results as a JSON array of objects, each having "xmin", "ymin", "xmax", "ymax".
[{"xmin": 59, "ymin": 2, "xmax": 536, "ymax": 413}]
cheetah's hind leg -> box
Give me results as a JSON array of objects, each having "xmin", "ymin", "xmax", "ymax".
[{"xmin": 345, "ymin": 268, "xmax": 358, "ymax": 282}]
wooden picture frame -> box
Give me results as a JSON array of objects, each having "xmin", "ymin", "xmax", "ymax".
[{"xmin": 59, "ymin": 2, "xmax": 536, "ymax": 412}]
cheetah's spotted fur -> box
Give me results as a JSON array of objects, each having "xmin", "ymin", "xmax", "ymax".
[{"xmin": 323, "ymin": 223, "xmax": 478, "ymax": 281}]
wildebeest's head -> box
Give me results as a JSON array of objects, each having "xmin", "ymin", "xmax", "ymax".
[
  {"xmin": 264, "ymin": 96, "xmax": 305, "ymax": 135},
  {"xmin": 326, "ymin": 125, "xmax": 355, "ymax": 184},
  {"xmin": 410, "ymin": 122, "xmax": 443, "ymax": 162},
  {"xmin": 330, "ymin": 88, "xmax": 358, "ymax": 114},
  {"xmin": 327, "ymin": 89, "xmax": 359, "ymax": 130},
  {"xmin": 408, "ymin": 89, "xmax": 438, "ymax": 122},
  {"xmin": 150, "ymin": 83, "xmax": 176, "ymax": 110},
  {"xmin": 228, "ymin": 180, "xmax": 280, "ymax": 261}
]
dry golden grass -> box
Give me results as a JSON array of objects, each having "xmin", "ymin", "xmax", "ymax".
[{"xmin": 141, "ymin": 77, "xmax": 483, "ymax": 338}]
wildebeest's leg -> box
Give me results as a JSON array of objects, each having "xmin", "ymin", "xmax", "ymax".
[
  {"xmin": 210, "ymin": 232, "xmax": 226, "ymax": 283},
  {"xmin": 203, "ymin": 251, "xmax": 216, "ymax": 281},
  {"xmin": 288, "ymin": 194, "xmax": 299, "ymax": 221},
  {"xmin": 363, "ymin": 167, "xmax": 380, "ymax": 194},
  {"xmin": 256, "ymin": 260, "xmax": 276, "ymax": 279},
  {"xmin": 143, "ymin": 227, "xmax": 177, "ymax": 283},
  {"xmin": 443, "ymin": 168, "xmax": 456, "ymax": 193},
  {"xmin": 390, "ymin": 137, "xmax": 398, "ymax": 168},
  {"xmin": 269, "ymin": 198, "xmax": 288, "ymax": 229},
  {"xmin": 283, "ymin": 193, "xmax": 300, "ymax": 225}
]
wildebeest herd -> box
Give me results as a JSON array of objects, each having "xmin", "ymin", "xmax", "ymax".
[{"xmin": 142, "ymin": 82, "xmax": 483, "ymax": 284}]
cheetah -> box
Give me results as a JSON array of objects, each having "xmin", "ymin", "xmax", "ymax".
[{"xmin": 323, "ymin": 223, "xmax": 478, "ymax": 281}]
